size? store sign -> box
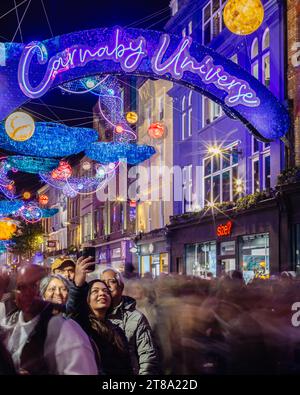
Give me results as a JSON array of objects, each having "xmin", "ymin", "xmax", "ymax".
[{"xmin": 216, "ymin": 221, "xmax": 233, "ymax": 237}]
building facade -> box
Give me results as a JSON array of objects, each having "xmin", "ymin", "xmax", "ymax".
[
  {"xmin": 165, "ymin": 0, "xmax": 290, "ymax": 280},
  {"xmin": 135, "ymin": 78, "xmax": 173, "ymax": 277}
]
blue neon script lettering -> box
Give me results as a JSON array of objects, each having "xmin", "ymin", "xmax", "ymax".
[
  {"xmin": 18, "ymin": 29, "xmax": 147, "ymax": 99},
  {"xmin": 152, "ymin": 34, "xmax": 260, "ymax": 107}
]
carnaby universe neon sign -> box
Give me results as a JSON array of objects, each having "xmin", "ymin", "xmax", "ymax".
[{"xmin": 1, "ymin": 27, "xmax": 290, "ymax": 140}]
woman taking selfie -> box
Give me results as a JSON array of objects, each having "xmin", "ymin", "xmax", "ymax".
[{"xmin": 66, "ymin": 256, "xmax": 132, "ymax": 375}]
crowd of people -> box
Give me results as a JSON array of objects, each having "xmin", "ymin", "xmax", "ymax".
[{"xmin": 0, "ymin": 257, "xmax": 299, "ymax": 375}]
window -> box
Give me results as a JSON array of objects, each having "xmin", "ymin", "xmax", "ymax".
[
  {"xmin": 202, "ymin": 96, "xmax": 222, "ymax": 127},
  {"xmin": 252, "ymin": 159, "xmax": 260, "ymax": 193},
  {"xmin": 145, "ymin": 105, "xmax": 151, "ymax": 128},
  {"xmin": 202, "ymin": 0, "xmax": 226, "ymax": 45},
  {"xmin": 182, "ymin": 165, "xmax": 192, "ymax": 212},
  {"xmin": 181, "ymin": 96, "xmax": 186, "ymax": 140},
  {"xmin": 188, "ymin": 21, "xmax": 193, "ymax": 35},
  {"xmin": 263, "ymin": 154, "xmax": 271, "ymax": 190},
  {"xmin": 252, "ymin": 136, "xmax": 259, "ymax": 154},
  {"xmin": 186, "ymin": 242, "xmax": 217, "ymax": 277},
  {"xmin": 239, "ymin": 233, "xmax": 270, "ymax": 283},
  {"xmin": 188, "ymin": 91, "xmax": 192, "ymax": 137},
  {"xmin": 251, "ymin": 29, "xmax": 271, "ymax": 88},
  {"xmin": 203, "ymin": 144, "xmax": 239, "ymax": 205},
  {"xmin": 170, "ymin": 0, "xmax": 178, "ymax": 16},
  {"xmin": 159, "ymin": 96, "xmax": 164, "ymax": 121},
  {"xmin": 230, "ymin": 54, "xmax": 238, "ymax": 64},
  {"xmin": 82, "ymin": 212, "xmax": 92, "ymax": 242}
]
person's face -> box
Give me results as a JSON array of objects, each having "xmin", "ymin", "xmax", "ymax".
[
  {"xmin": 89, "ymin": 282, "xmax": 111, "ymax": 313},
  {"xmin": 44, "ymin": 278, "xmax": 68, "ymax": 304},
  {"xmin": 15, "ymin": 281, "xmax": 40, "ymax": 314},
  {"xmin": 101, "ymin": 270, "xmax": 123, "ymax": 300},
  {"xmin": 54, "ymin": 265, "xmax": 75, "ymax": 281}
]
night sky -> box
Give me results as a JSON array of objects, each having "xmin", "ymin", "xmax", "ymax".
[{"xmin": 0, "ymin": 0, "xmax": 171, "ymax": 193}]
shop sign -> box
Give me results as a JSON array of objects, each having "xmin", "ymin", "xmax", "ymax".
[
  {"xmin": 216, "ymin": 221, "xmax": 233, "ymax": 237},
  {"xmin": 47, "ymin": 240, "xmax": 57, "ymax": 247},
  {"xmin": 0, "ymin": 27, "xmax": 290, "ymax": 140}
]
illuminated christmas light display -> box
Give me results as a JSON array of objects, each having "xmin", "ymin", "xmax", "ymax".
[
  {"xmin": 0, "ymin": 122, "xmax": 98, "ymax": 157},
  {"xmin": 85, "ymin": 142, "xmax": 155, "ymax": 165},
  {"xmin": 148, "ymin": 122, "xmax": 165, "ymax": 139},
  {"xmin": 18, "ymin": 202, "xmax": 42, "ymax": 223},
  {"xmin": 22, "ymin": 191, "xmax": 31, "ymax": 200},
  {"xmin": 0, "ymin": 218, "xmax": 17, "ymax": 240},
  {"xmin": 7, "ymin": 156, "xmax": 59, "ymax": 174},
  {"xmin": 0, "ymin": 200, "xmax": 24, "ymax": 216},
  {"xmin": 38, "ymin": 194, "xmax": 49, "ymax": 205},
  {"xmin": 40, "ymin": 208, "xmax": 59, "ymax": 218},
  {"xmin": 5, "ymin": 111, "xmax": 35, "ymax": 142},
  {"xmin": 51, "ymin": 161, "xmax": 72, "ymax": 180},
  {"xmin": 223, "ymin": 0, "xmax": 264, "ymax": 36}
]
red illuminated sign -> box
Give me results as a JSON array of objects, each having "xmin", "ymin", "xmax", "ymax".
[{"xmin": 216, "ymin": 221, "xmax": 233, "ymax": 237}]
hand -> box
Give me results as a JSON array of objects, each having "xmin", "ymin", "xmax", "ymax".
[{"xmin": 74, "ymin": 256, "xmax": 94, "ymax": 287}]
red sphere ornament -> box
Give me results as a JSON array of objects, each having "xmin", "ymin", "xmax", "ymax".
[
  {"xmin": 39, "ymin": 194, "xmax": 49, "ymax": 205},
  {"xmin": 51, "ymin": 161, "xmax": 72, "ymax": 180},
  {"xmin": 148, "ymin": 122, "xmax": 165, "ymax": 139}
]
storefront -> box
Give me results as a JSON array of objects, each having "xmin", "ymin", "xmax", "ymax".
[
  {"xmin": 95, "ymin": 238, "xmax": 133, "ymax": 274},
  {"xmin": 136, "ymin": 229, "xmax": 170, "ymax": 277},
  {"xmin": 168, "ymin": 196, "xmax": 284, "ymax": 281}
]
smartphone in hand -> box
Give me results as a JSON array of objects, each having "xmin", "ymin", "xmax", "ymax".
[{"xmin": 81, "ymin": 247, "xmax": 96, "ymax": 271}]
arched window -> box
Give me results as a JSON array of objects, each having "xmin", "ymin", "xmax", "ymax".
[
  {"xmin": 262, "ymin": 28, "xmax": 270, "ymax": 88},
  {"xmin": 251, "ymin": 38, "xmax": 258, "ymax": 59},
  {"xmin": 262, "ymin": 28, "xmax": 270, "ymax": 51},
  {"xmin": 181, "ymin": 96, "xmax": 186, "ymax": 140},
  {"xmin": 188, "ymin": 91, "xmax": 193, "ymax": 137},
  {"xmin": 251, "ymin": 38, "xmax": 259, "ymax": 79}
]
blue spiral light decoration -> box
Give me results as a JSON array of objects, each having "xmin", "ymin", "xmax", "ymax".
[
  {"xmin": 7, "ymin": 156, "xmax": 59, "ymax": 174},
  {"xmin": 85, "ymin": 143, "xmax": 155, "ymax": 165},
  {"xmin": 0, "ymin": 122, "xmax": 98, "ymax": 157},
  {"xmin": 40, "ymin": 208, "xmax": 59, "ymax": 218},
  {"xmin": 0, "ymin": 200, "xmax": 24, "ymax": 216}
]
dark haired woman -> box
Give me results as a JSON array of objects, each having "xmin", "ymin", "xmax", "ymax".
[{"xmin": 66, "ymin": 256, "xmax": 132, "ymax": 375}]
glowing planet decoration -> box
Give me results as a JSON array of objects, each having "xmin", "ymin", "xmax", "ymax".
[
  {"xmin": 126, "ymin": 112, "xmax": 138, "ymax": 124},
  {"xmin": 223, "ymin": 0, "xmax": 264, "ymax": 35},
  {"xmin": 39, "ymin": 194, "xmax": 49, "ymax": 205},
  {"xmin": 22, "ymin": 191, "xmax": 31, "ymax": 200},
  {"xmin": 19, "ymin": 203, "xmax": 42, "ymax": 223},
  {"xmin": 5, "ymin": 111, "xmax": 35, "ymax": 142},
  {"xmin": 0, "ymin": 218, "xmax": 17, "ymax": 240},
  {"xmin": 82, "ymin": 161, "xmax": 91, "ymax": 171},
  {"xmin": 115, "ymin": 124, "xmax": 124, "ymax": 134},
  {"xmin": 51, "ymin": 161, "xmax": 72, "ymax": 180},
  {"xmin": 148, "ymin": 122, "xmax": 165, "ymax": 139}
]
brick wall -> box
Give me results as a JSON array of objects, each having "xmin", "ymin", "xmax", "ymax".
[{"xmin": 287, "ymin": 0, "xmax": 300, "ymax": 165}]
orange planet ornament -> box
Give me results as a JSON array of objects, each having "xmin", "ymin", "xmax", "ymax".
[
  {"xmin": 51, "ymin": 161, "xmax": 72, "ymax": 180},
  {"xmin": 5, "ymin": 111, "xmax": 35, "ymax": 141},
  {"xmin": 39, "ymin": 194, "xmax": 49, "ymax": 205},
  {"xmin": 0, "ymin": 219, "xmax": 17, "ymax": 240},
  {"xmin": 148, "ymin": 122, "xmax": 165, "ymax": 139}
]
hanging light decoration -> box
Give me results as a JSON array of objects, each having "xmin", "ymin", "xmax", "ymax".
[
  {"xmin": 223, "ymin": 0, "xmax": 264, "ymax": 36},
  {"xmin": 22, "ymin": 191, "xmax": 31, "ymax": 200},
  {"xmin": 0, "ymin": 218, "xmax": 17, "ymax": 240},
  {"xmin": 6, "ymin": 156, "xmax": 59, "ymax": 174},
  {"xmin": 5, "ymin": 111, "xmax": 35, "ymax": 142},
  {"xmin": 148, "ymin": 122, "xmax": 165, "ymax": 139},
  {"xmin": 126, "ymin": 112, "xmax": 138, "ymax": 124},
  {"xmin": 85, "ymin": 143, "xmax": 155, "ymax": 165},
  {"xmin": 39, "ymin": 194, "xmax": 49, "ymax": 206},
  {"xmin": 19, "ymin": 203, "xmax": 43, "ymax": 223},
  {"xmin": 40, "ymin": 208, "xmax": 59, "ymax": 218},
  {"xmin": 0, "ymin": 122, "xmax": 98, "ymax": 157},
  {"xmin": 51, "ymin": 161, "xmax": 72, "ymax": 180},
  {"xmin": 0, "ymin": 200, "xmax": 23, "ymax": 216}
]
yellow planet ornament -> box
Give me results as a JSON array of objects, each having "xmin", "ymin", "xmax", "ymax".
[
  {"xmin": 223, "ymin": 0, "xmax": 264, "ymax": 36},
  {"xmin": 5, "ymin": 111, "xmax": 35, "ymax": 142}
]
